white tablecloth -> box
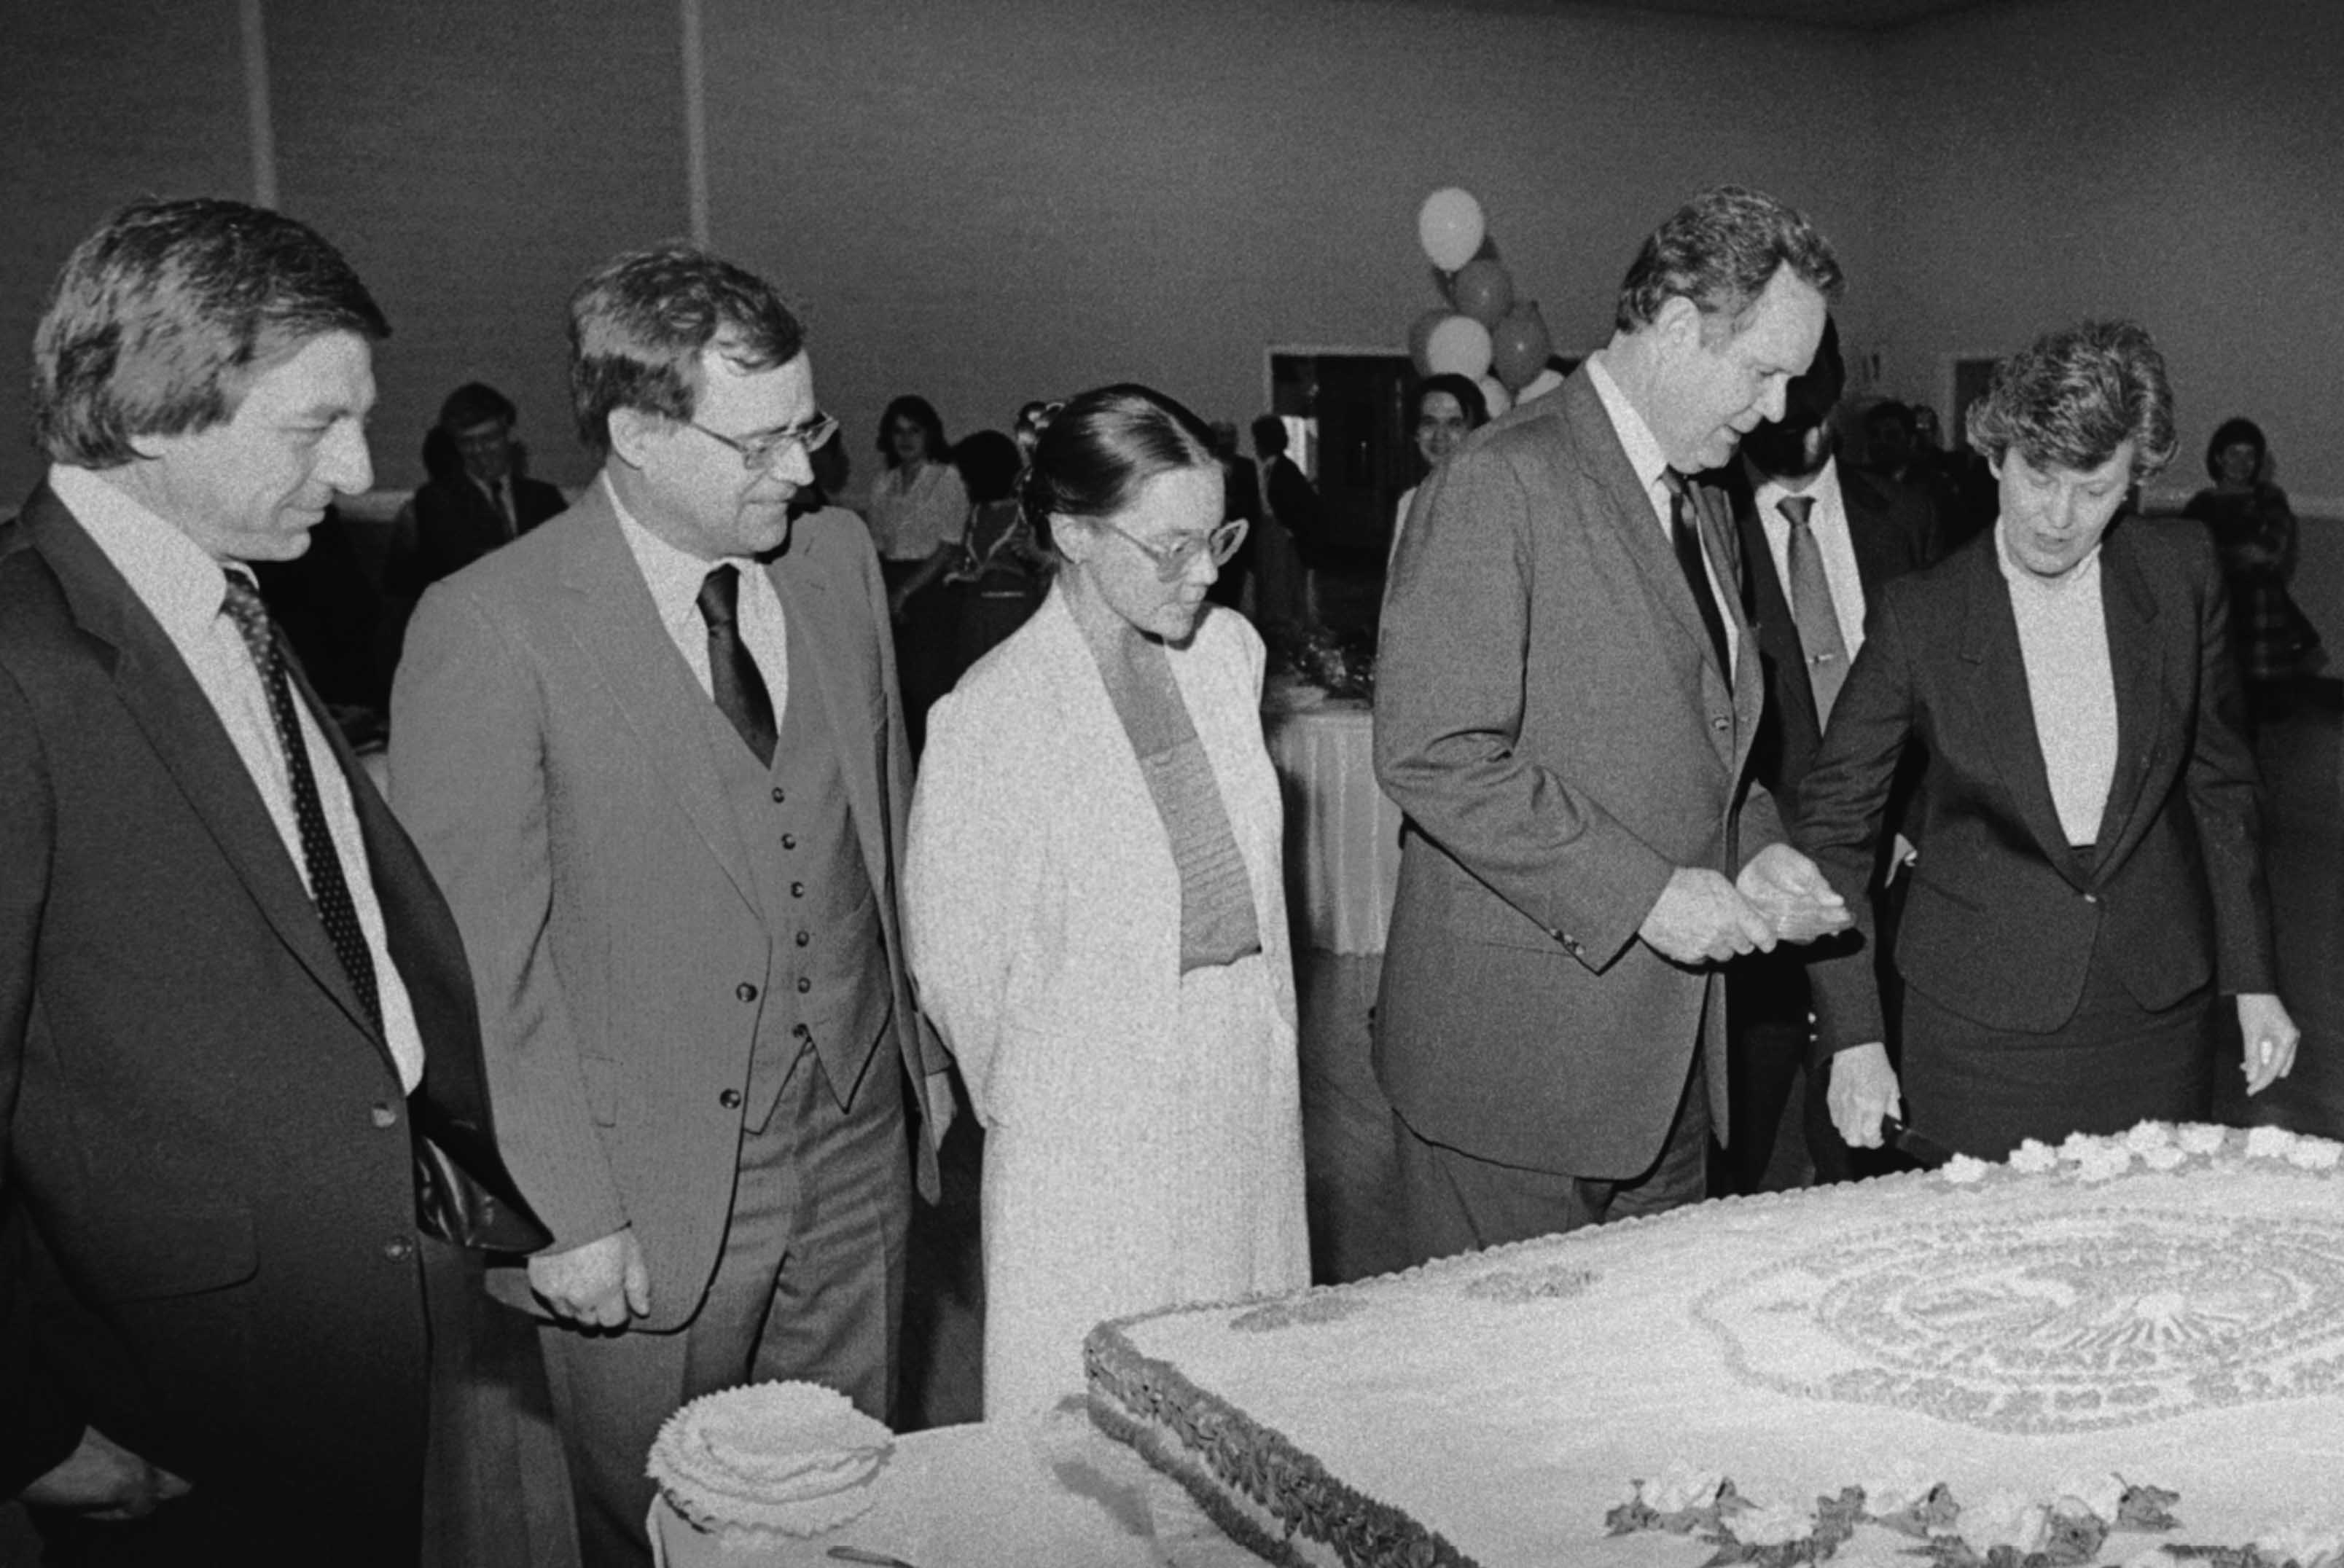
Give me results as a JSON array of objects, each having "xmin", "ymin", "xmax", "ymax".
[
  {"xmin": 649, "ymin": 1406, "xmax": 1257, "ymax": 1567},
  {"xmin": 1263, "ymin": 697, "xmax": 1405, "ymax": 955}
]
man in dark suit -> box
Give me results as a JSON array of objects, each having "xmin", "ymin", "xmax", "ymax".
[
  {"xmin": 0, "ymin": 198, "xmax": 525, "ymax": 1562},
  {"xmin": 1373, "ymin": 188, "xmax": 1851, "ymax": 1265},
  {"xmin": 1250, "ymin": 413, "xmax": 1318, "ymax": 626},
  {"xmin": 391, "ymin": 246, "xmax": 954, "ymax": 1567},
  {"xmin": 1802, "ymin": 321, "xmax": 2297, "ymax": 1160},
  {"xmin": 405, "ymin": 380, "xmax": 568, "ymax": 589},
  {"xmin": 1717, "ymin": 317, "xmax": 1934, "ymax": 1192}
]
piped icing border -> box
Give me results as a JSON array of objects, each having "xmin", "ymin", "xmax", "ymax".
[{"xmin": 1085, "ymin": 1123, "xmax": 2344, "ymax": 1568}]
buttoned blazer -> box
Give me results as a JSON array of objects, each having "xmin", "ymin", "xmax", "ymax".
[
  {"xmin": 1730, "ymin": 464, "xmax": 1934, "ymax": 820},
  {"xmin": 1797, "ymin": 520, "xmax": 2275, "ymax": 1059},
  {"xmin": 0, "ymin": 485, "xmax": 508, "ymax": 1513},
  {"xmin": 1372, "ymin": 367, "xmax": 1782, "ymax": 1179},
  {"xmin": 389, "ymin": 482, "xmax": 944, "ymax": 1333}
]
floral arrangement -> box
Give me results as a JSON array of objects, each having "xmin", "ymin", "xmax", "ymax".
[{"xmin": 1267, "ymin": 622, "xmax": 1378, "ymax": 702}]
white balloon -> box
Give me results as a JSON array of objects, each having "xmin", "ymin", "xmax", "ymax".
[
  {"xmin": 1417, "ymin": 187, "xmax": 1487, "ymax": 273},
  {"xmin": 1425, "ymin": 315, "xmax": 1493, "ymax": 380},
  {"xmin": 1476, "ymin": 375, "xmax": 1512, "ymax": 419}
]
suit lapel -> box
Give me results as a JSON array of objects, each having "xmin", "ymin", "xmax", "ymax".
[
  {"xmin": 2088, "ymin": 526, "xmax": 2168, "ymax": 873},
  {"xmin": 1955, "ymin": 542, "xmax": 2081, "ymax": 883},
  {"xmin": 764, "ymin": 531, "xmax": 891, "ymax": 898},
  {"xmin": 1558, "ymin": 375, "xmax": 1732, "ymax": 716},
  {"xmin": 26, "ymin": 490, "xmax": 390, "ymax": 1047},
  {"xmin": 555, "ymin": 487, "xmax": 759, "ymax": 915}
]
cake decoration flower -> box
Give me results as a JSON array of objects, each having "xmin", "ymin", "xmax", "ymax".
[
  {"xmin": 2246, "ymin": 1125, "xmax": 2300, "ymax": 1161},
  {"xmin": 2284, "ymin": 1137, "xmax": 2343, "ymax": 1171},
  {"xmin": 2178, "ymin": 1124, "xmax": 2229, "ymax": 1156},
  {"xmin": 2124, "ymin": 1121, "xmax": 2176, "ymax": 1153},
  {"xmin": 1942, "ymin": 1154, "xmax": 1991, "ymax": 1185},
  {"xmin": 2009, "ymin": 1140, "xmax": 2058, "ymax": 1175}
]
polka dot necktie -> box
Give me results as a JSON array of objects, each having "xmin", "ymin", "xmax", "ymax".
[{"xmin": 221, "ymin": 570, "xmax": 384, "ymax": 1035}]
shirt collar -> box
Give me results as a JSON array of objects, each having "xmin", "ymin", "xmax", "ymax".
[
  {"xmin": 1753, "ymin": 455, "xmax": 1844, "ymax": 530},
  {"xmin": 605, "ymin": 472, "xmax": 758, "ymax": 634},
  {"xmin": 47, "ymin": 462, "xmax": 235, "ymax": 638},
  {"xmin": 1584, "ymin": 353, "xmax": 1672, "ymax": 499},
  {"xmin": 1993, "ymin": 516, "xmax": 2103, "ymax": 596}
]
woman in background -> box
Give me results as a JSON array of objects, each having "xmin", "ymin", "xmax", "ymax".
[
  {"xmin": 1388, "ymin": 373, "xmax": 1487, "ymax": 571},
  {"xmin": 870, "ymin": 395, "xmax": 967, "ymax": 749},
  {"xmin": 2184, "ymin": 416, "xmax": 2318, "ymax": 726},
  {"xmin": 905, "ymin": 384, "xmax": 1307, "ymax": 1418}
]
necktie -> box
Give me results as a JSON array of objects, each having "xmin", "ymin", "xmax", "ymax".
[
  {"xmin": 698, "ymin": 565, "xmax": 778, "ymax": 767},
  {"xmin": 220, "ymin": 571, "xmax": 383, "ymax": 1034},
  {"xmin": 494, "ymin": 479, "xmax": 516, "ymax": 538},
  {"xmin": 1661, "ymin": 469, "xmax": 1731, "ymax": 675},
  {"xmin": 1779, "ymin": 495, "xmax": 1849, "ymax": 726}
]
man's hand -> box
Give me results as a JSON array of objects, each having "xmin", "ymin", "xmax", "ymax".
[
  {"xmin": 923, "ymin": 1068, "xmax": 958, "ymax": 1151},
  {"xmin": 1827, "ymin": 1042, "xmax": 1902, "ymax": 1149},
  {"xmin": 18, "ymin": 1427, "xmax": 191, "ymax": 1521},
  {"xmin": 2238, "ymin": 992, "xmax": 2302, "ymax": 1096},
  {"xmin": 1735, "ymin": 844, "xmax": 1852, "ymax": 944},
  {"xmin": 1638, "ymin": 868, "xmax": 1777, "ymax": 965},
  {"xmin": 528, "ymin": 1228, "xmax": 650, "ymax": 1328}
]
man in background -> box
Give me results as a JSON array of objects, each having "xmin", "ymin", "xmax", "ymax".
[
  {"xmin": 1719, "ymin": 315, "xmax": 1934, "ymax": 1193},
  {"xmin": 392, "ymin": 244, "xmax": 953, "ymax": 1567},
  {"xmin": 1251, "ymin": 412, "xmax": 1318, "ymax": 627},
  {"xmin": 407, "ymin": 379, "xmax": 568, "ymax": 589},
  {"xmin": 1374, "ymin": 187, "xmax": 1851, "ymax": 1264},
  {"xmin": 1, "ymin": 197, "xmax": 521, "ymax": 1563}
]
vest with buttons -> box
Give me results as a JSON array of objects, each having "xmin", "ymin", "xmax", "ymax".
[{"xmin": 696, "ymin": 591, "xmax": 894, "ymax": 1130}]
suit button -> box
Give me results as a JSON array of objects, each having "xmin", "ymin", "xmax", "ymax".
[
  {"xmin": 792, "ymin": 1023, "xmax": 812, "ymax": 1040},
  {"xmin": 794, "ymin": 930, "xmax": 810, "ymax": 948},
  {"xmin": 371, "ymin": 1102, "xmax": 399, "ymax": 1129},
  {"xmin": 796, "ymin": 977, "xmax": 812, "ymax": 994},
  {"xmin": 781, "ymin": 834, "xmax": 797, "ymax": 850},
  {"xmin": 719, "ymin": 1089, "xmax": 743, "ymax": 1110},
  {"xmin": 771, "ymin": 787, "xmax": 786, "ymax": 803},
  {"xmin": 383, "ymin": 1238, "xmax": 415, "ymax": 1261},
  {"xmin": 2082, "ymin": 892, "xmax": 2100, "ymax": 905},
  {"xmin": 791, "ymin": 882, "xmax": 805, "ymax": 898},
  {"xmin": 1711, "ymin": 716, "xmax": 1730, "ymax": 732},
  {"xmin": 737, "ymin": 982, "xmax": 759, "ymax": 1002}
]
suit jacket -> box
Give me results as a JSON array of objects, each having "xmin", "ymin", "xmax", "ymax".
[
  {"xmin": 0, "ymin": 485, "xmax": 513, "ymax": 1552},
  {"xmin": 1262, "ymin": 454, "xmax": 1322, "ymax": 562},
  {"xmin": 405, "ymin": 470, "xmax": 566, "ymax": 590},
  {"xmin": 1732, "ymin": 462, "xmax": 1934, "ymax": 820},
  {"xmin": 389, "ymin": 481, "xmax": 945, "ymax": 1333},
  {"xmin": 1798, "ymin": 520, "xmax": 2275, "ymax": 1057},
  {"xmin": 1372, "ymin": 367, "xmax": 1781, "ymax": 1178}
]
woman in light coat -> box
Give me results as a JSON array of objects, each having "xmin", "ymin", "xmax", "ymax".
[{"xmin": 905, "ymin": 384, "xmax": 1308, "ymax": 1418}]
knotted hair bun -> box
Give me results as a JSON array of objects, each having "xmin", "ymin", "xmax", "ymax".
[{"xmin": 1015, "ymin": 385, "xmax": 1216, "ymax": 553}]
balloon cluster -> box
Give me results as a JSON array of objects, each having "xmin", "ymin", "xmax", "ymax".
[{"xmin": 1410, "ymin": 189, "xmax": 1558, "ymax": 415}]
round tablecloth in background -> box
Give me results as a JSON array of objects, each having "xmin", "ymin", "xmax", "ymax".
[
  {"xmin": 1262, "ymin": 697, "xmax": 1405, "ymax": 955},
  {"xmin": 648, "ymin": 1406, "xmax": 1256, "ymax": 1567}
]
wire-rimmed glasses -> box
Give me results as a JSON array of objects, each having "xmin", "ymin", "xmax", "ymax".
[{"xmin": 684, "ymin": 411, "xmax": 840, "ymax": 471}]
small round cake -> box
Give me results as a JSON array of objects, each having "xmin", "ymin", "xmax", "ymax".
[{"xmin": 648, "ymin": 1380, "xmax": 894, "ymax": 1545}]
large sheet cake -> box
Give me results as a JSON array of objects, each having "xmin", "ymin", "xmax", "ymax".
[{"xmin": 1087, "ymin": 1124, "xmax": 2344, "ymax": 1567}]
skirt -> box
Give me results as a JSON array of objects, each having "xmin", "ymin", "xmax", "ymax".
[{"xmin": 1900, "ymin": 932, "xmax": 2214, "ymax": 1161}]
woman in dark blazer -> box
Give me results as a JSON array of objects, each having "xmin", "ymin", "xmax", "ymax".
[{"xmin": 1796, "ymin": 321, "xmax": 2300, "ymax": 1159}]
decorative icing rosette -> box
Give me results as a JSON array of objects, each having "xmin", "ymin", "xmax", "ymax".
[{"xmin": 647, "ymin": 1380, "xmax": 893, "ymax": 1541}]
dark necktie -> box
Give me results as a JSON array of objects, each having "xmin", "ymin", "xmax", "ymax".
[
  {"xmin": 697, "ymin": 565, "xmax": 778, "ymax": 767},
  {"xmin": 1661, "ymin": 469, "xmax": 1731, "ymax": 674},
  {"xmin": 1779, "ymin": 494, "xmax": 1850, "ymax": 725},
  {"xmin": 220, "ymin": 571, "xmax": 383, "ymax": 1034}
]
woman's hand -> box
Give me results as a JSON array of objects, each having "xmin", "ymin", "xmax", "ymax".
[
  {"xmin": 2238, "ymin": 992, "xmax": 2301, "ymax": 1095},
  {"xmin": 1828, "ymin": 1042, "xmax": 1902, "ymax": 1148}
]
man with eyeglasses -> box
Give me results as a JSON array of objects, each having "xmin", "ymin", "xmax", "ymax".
[{"xmin": 390, "ymin": 244, "xmax": 953, "ymax": 1567}]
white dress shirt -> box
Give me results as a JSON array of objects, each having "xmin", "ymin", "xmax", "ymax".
[
  {"xmin": 53, "ymin": 463, "xmax": 426, "ymax": 1090},
  {"xmin": 1585, "ymin": 354, "xmax": 1737, "ymax": 677},
  {"xmin": 1995, "ymin": 520, "xmax": 2117, "ymax": 847},
  {"xmin": 1753, "ymin": 456, "xmax": 1868, "ymax": 662},
  {"xmin": 609, "ymin": 474, "xmax": 792, "ymax": 726}
]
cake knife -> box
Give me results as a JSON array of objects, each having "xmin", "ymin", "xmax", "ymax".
[{"xmin": 1878, "ymin": 1113, "xmax": 1956, "ymax": 1169}]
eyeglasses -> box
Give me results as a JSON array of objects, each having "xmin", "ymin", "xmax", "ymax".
[
  {"xmin": 684, "ymin": 412, "xmax": 840, "ymax": 471},
  {"xmin": 1094, "ymin": 517, "xmax": 1249, "ymax": 582}
]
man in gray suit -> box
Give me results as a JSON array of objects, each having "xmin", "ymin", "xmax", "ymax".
[
  {"xmin": 1373, "ymin": 187, "xmax": 1848, "ymax": 1264},
  {"xmin": 391, "ymin": 245, "xmax": 953, "ymax": 1567}
]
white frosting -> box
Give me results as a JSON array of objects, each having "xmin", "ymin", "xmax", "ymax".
[
  {"xmin": 649, "ymin": 1381, "xmax": 891, "ymax": 1539},
  {"xmin": 1099, "ymin": 1125, "xmax": 2344, "ymax": 1567}
]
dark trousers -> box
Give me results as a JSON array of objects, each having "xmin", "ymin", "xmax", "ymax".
[{"xmin": 1391, "ymin": 1050, "xmax": 1711, "ymax": 1265}]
